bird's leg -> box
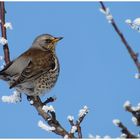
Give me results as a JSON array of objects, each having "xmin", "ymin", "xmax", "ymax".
[
  {"xmin": 43, "ymin": 96, "xmax": 57, "ymax": 105},
  {"xmin": 27, "ymin": 95, "xmax": 56, "ymax": 106},
  {"xmin": 27, "ymin": 95, "xmax": 40, "ymax": 102}
]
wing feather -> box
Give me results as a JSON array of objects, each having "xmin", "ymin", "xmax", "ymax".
[{"xmin": 10, "ymin": 49, "xmax": 55, "ymax": 88}]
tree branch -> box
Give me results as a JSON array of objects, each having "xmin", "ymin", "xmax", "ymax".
[
  {"xmin": 28, "ymin": 96, "xmax": 72, "ymax": 138},
  {"xmin": 124, "ymin": 101, "xmax": 140, "ymax": 126},
  {"xmin": 0, "ymin": 1, "xmax": 10, "ymax": 65},
  {"xmin": 118, "ymin": 122, "xmax": 137, "ymax": 138},
  {"xmin": 99, "ymin": 1, "xmax": 140, "ymax": 73}
]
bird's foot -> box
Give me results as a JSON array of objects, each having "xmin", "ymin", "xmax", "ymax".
[
  {"xmin": 27, "ymin": 95, "xmax": 56, "ymax": 106},
  {"xmin": 43, "ymin": 96, "xmax": 57, "ymax": 105},
  {"xmin": 27, "ymin": 95, "xmax": 40, "ymax": 105}
]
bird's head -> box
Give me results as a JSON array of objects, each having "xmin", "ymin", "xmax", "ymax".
[{"xmin": 32, "ymin": 34, "xmax": 63, "ymax": 52}]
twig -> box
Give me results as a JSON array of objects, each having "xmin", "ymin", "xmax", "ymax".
[
  {"xmin": 118, "ymin": 122, "xmax": 137, "ymax": 138},
  {"xmin": 75, "ymin": 106, "xmax": 89, "ymax": 138},
  {"xmin": 68, "ymin": 119, "xmax": 75, "ymax": 126},
  {"xmin": 75, "ymin": 112, "xmax": 87, "ymax": 138},
  {"xmin": 124, "ymin": 102, "xmax": 140, "ymax": 126},
  {"xmin": 77, "ymin": 124, "xmax": 82, "ymax": 138},
  {"xmin": 99, "ymin": 1, "xmax": 140, "ymax": 73},
  {"xmin": 0, "ymin": 2, "xmax": 10, "ymax": 65},
  {"xmin": 131, "ymin": 111, "xmax": 140, "ymax": 126}
]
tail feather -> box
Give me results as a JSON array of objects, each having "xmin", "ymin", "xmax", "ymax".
[{"xmin": 0, "ymin": 61, "xmax": 13, "ymax": 80}]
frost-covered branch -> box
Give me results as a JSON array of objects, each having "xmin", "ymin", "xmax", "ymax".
[
  {"xmin": 125, "ymin": 18, "xmax": 140, "ymax": 32},
  {"xmin": 87, "ymin": 101, "xmax": 140, "ymax": 138},
  {"xmin": 76, "ymin": 105, "xmax": 89, "ymax": 138},
  {"xmin": 111, "ymin": 101, "xmax": 140, "ymax": 138},
  {"xmin": 28, "ymin": 96, "xmax": 89, "ymax": 138},
  {"xmin": 99, "ymin": 1, "xmax": 140, "ymax": 74},
  {"xmin": 0, "ymin": 2, "xmax": 10, "ymax": 64},
  {"xmin": 124, "ymin": 101, "xmax": 140, "ymax": 126},
  {"xmin": 67, "ymin": 105, "xmax": 89, "ymax": 138},
  {"xmin": 113, "ymin": 119, "xmax": 137, "ymax": 138}
]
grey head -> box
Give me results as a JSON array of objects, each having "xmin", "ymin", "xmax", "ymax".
[{"xmin": 32, "ymin": 34, "xmax": 63, "ymax": 52}]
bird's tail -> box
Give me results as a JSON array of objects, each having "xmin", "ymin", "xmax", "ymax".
[{"xmin": 0, "ymin": 61, "xmax": 14, "ymax": 80}]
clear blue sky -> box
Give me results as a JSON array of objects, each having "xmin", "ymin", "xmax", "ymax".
[{"xmin": 0, "ymin": 2, "xmax": 140, "ymax": 138}]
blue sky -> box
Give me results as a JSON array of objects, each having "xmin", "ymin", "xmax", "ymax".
[{"xmin": 0, "ymin": 2, "xmax": 140, "ymax": 138}]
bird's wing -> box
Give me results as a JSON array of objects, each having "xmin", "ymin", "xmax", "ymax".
[
  {"xmin": 0, "ymin": 55, "xmax": 31, "ymax": 78},
  {"xmin": 10, "ymin": 50, "xmax": 55, "ymax": 88}
]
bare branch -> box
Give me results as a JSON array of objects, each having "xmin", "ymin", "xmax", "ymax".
[
  {"xmin": 99, "ymin": 1, "xmax": 140, "ymax": 73},
  {"xmin": 0, "ymin": 2, "xmax": 10, "ymax": 65},
  {"xmin": 124, "ymin": 101, "xmax": 140, "ymax": 126},
  {"xmin": 75, "ymin": 106, "xmax": 88, "ymax": 138},
  {"xmin": 118, "ymin": 122, "xmax": 137, "ymax": 138},
  {"xmin": 68, "ymin": 119, "xmax": 75, "ymax": 127},
  {"xmin": 77, "ymin": 123, "xmax": 82, "ymax": 138}
]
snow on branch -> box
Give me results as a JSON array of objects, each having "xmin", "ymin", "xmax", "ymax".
[
  {"xmin": 123, "ymin": 101, "xmax": 140, "ymax": 126},
  {"xmin": 112, "ymin": 119, "xmax": 121, "ymax": 127},
  {"xmin": 125, "ymin": 18, "xmax": 140, "ymax": 32},
  {"xmin": 112, "ymin": 118, "xmax": 136, "ymax": 138},
  {"xmin": 111, "ymin": 101, "xmax": 140, "ymax": 138},
  {"xmin": 67, "ymin": 105, "xmax": 89, "ymax": 138},
  {"xmin": 67, "ymin": 115, "xmax": 74, "ymax": 121},
  {"xmin": 42, "ymin": 105, "xmax": 55, "ymax": 112},
  {"xmin": 38, "ymin": 120, "xmax": 55, "ymax": 132},
  {"xmin": 99, "ymin": 7, "xmax": 113, "ymax": 23},
  {"xmin": 70, "ymin": 126, "xmax": 77, "ymax": 134},
  {"xmin": 78, "ymin": 105, "xmax": 89, "ymax": 118},
  {"xmin": 0, "ymin": 37, "xmax": 8, "ymax": 45},
  {"xmin": 4, "ymin": 22, "xmax": 13, "ymax": 30},
  {"xmin": 134, "ymin": 72, "xmax": 140, "ymax": 79},
  {"xmin": 1, "ymin": 90, "xmax": 21, "ymax": 103},
  {"xmin": 123, "ymin": 100, "xmax": 131, "ymax": 110}
]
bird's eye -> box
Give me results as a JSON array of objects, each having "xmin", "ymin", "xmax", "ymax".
[{"xmin": 45, "ymin": 39, "xmax": 51, "ymax": 43}]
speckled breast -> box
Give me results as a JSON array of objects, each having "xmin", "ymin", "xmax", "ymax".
[{"xmin": 34, "ymin": 66, "xmax": 60, "ymax": 96}]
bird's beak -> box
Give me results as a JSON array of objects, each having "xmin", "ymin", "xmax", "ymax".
[{"xmin": 52, "ymin": 37, "xmax": 63, "ymax": 43}]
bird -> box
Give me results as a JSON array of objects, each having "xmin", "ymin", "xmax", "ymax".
[{"xmin": 0, "ymin": 34, "xmax": 63, "ymax": 97}]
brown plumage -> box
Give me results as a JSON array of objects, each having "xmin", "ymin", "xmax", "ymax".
[{"xmin": 0, "ymin": 34, "xmax": 63, "ymax": 96}]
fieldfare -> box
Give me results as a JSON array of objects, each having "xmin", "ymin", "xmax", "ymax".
[{"xmin": 0, "ymin": 34, "xmax": 63, "ymax": 96}]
